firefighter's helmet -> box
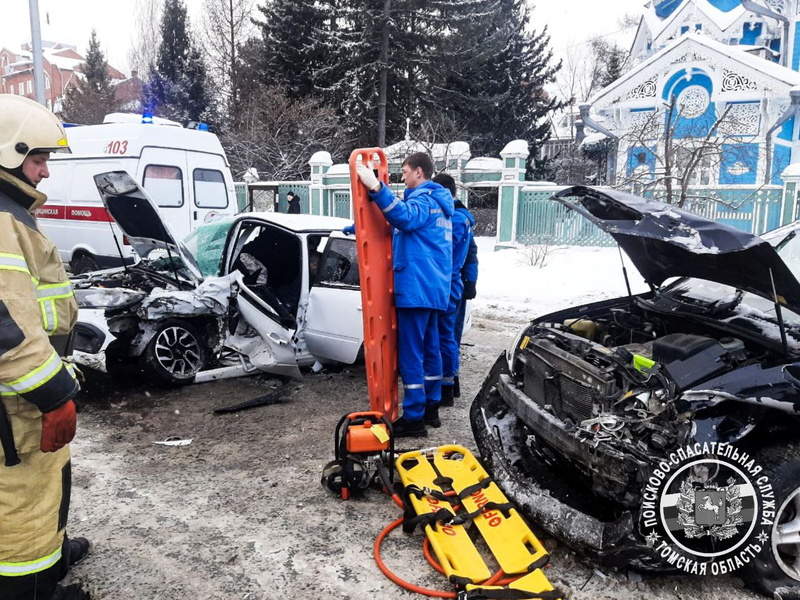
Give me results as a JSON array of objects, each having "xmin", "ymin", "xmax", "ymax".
[{"xmin": 0, "ymin": 95, "xmax": 70, "ymax": 170}]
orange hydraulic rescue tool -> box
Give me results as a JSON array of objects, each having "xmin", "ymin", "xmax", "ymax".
[{"xmin": 348, "ymin": 148, "xmax": 398, "ymax": 422}]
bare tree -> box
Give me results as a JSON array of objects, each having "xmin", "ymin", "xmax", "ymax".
[
  {"xmin": 220, "ymin": 84, "xmax": 349, "ymax": 180},
  {"xmin": 553, "ymin": 43, "xmax": 601, "ymax": 105},
  {"xmin": 553, "ymin": 37, "xmax": 629, "ymax": 105},
  {"xmin": 200, "ymin": 0, "xmax": 255, "ymax": 116},
  {"xmin": 617, "ymin": 100, "xmax": 766, "ymax": 207},
  {"xmin": 128, "ymin": 0, "xmax": 164, "ymax": 76}
]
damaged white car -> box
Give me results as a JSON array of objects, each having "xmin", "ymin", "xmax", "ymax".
[{"xmin": 71, "ymin": 171, "xmax": 364, "ymax": 384}]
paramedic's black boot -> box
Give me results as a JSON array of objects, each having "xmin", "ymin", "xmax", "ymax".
[
  {"xmin": 52, "ymin": 583, "xmax": 90, "ymax": 600},
  {"xmin": 68, "ymin": 538, "xmax": 91, "ymax": 567},
  {"xmin": 392, "ymin": 416, "xmax": 428, "ymax": 438},
  {"xmin": 424, "ymin": 404, "xmax": 441, "ymax": 428},
  {"xmin": 453, "ymin": 376, "xmax": 461, "ymax": 398},
  {"xmin": 440, "ymin": 385, "xmax": 454, "ymax": 408}
]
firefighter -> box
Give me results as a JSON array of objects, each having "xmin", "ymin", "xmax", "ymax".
[
  {"xmin": 0, "ymin": 95, "xmax": 90, "ymax": 600},
  {"xmin": 431, "ymin": 173, "xmax": 476, "ymax": 407},
  {"xmin": 356, "ymin": 153, "xmax": 453, "ymax": 437}
]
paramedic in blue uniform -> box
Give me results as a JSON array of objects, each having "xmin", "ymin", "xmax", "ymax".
[
  {"xmin": 453, "ymin": 222, "xmax": 478, "ymax": 398},
  {"xmin": 431, "ymin": 173, "xmax": 476, "ymax": 407},
  {"xmin": 356, "ymin": 153, "xmax": 453, "ymax": 437}
]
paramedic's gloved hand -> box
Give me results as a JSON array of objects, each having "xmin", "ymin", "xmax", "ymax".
[
  {"xmin": 342, "ymin": 223, "xmax": 355, "ymax": 236},
  {"xmin": 356, "ymin": 165, "xmax": 381, "ymax": 193},
  {"xmin": 463, "ymin": 280, "xmax": 477, "ymax": 300},
  {"xmin": 41, "ymin": 400, "xmax": 77, "ymax": 452}
]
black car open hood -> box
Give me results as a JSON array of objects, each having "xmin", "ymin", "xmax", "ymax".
[
  {"xmin": 94, "ymin": 171, "xmax": 203, "ymax": 283},
  {"xmin": 552, "ymin": 186, "xmax": 800, "ymax": 309}
]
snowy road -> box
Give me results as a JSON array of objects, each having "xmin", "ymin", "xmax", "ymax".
[{"xmin": 62, "ymin": 241, "xmax": 759, "ymax": 599}]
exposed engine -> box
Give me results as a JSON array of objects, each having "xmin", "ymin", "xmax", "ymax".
[{"xmin": 516, "ymin": 310, "xmax": 754, "ymax": 457}]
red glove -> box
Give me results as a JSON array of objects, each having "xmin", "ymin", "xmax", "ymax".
[{"xmin": 41, "ymin": 400, "xmax": 77, "ymax": 452}]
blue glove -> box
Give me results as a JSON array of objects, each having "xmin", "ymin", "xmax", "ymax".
[{"xmin": 342, "ymin": 223, "xmax": 355, "ymax": 236}]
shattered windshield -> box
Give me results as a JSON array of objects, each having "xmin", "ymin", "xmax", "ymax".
[
  {"xmin": 661, "ymin": 226, "xmax": 800, "ymax": 330},
  {"xmin": 184, "ymin": 218, "xmax": 235, "ymax": 278}
]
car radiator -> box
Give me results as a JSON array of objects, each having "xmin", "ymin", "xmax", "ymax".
[{"xmin": 519, "ymin": 335, "xmax": 616, "ymax": 423}]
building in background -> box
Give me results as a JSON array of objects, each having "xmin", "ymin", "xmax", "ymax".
[
  {"xmin": 0, "ymin": 41, "xmax": 133, "ymax": 114},
  {"xmin": 581, "ymin": 0, "xmax": 800, "ymax": 200}
]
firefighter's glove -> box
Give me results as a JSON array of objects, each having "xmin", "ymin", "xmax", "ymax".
[
  {"xmin": 356, "ymin": 164, "xmax": 381, "ymax": 193},
  {"xmin": 463, "ymin": 280, "xmax": 477, "ymax": 300},
  {"xmin": 41, "ymin": 400, "xmax": 77, "ymax": 452}
]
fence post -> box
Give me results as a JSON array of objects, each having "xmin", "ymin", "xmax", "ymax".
[
  {"xmin": 308, "ymin": 151, "xmax": 333, "ymax": 216},
  {"xmin": 498, "ymin": 140, "xmax": 529, "ymax": 245}
]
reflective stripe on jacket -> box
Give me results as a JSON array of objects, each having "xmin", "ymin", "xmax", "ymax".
[{"xmin": 0, "ymin": 171, "xmax": 78, "ymax": 457}]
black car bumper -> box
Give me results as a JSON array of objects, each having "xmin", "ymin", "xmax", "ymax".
[{"xmin": 470, "ymin": 354, "xmax": 666, "ymax": 570}]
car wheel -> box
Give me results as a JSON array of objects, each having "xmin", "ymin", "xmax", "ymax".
[
  {"xmin": 71, "ymin": 254, "xmax": 100, "ymax": 274},
  {"xmin": 742, "ymin": 443, "xmax": 800, "ymax": 595},
  {"xmin": 141, "ymin": 320, "xmax": 206, "ymax": 385}
]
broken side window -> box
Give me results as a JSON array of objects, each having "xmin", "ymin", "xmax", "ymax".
[{"xmin": 318, "ymin": 238, "xmax": 360, "ymax": 288}]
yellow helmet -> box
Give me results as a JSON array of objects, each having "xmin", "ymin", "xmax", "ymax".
[{"xmin": 0, "ymin": 94, "xmax": 70, "ymax": 170}]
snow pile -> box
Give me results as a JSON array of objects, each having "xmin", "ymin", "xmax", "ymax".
[{"xmin": 472, "ymin": 237, "xmax": 648, "ymax": 324}]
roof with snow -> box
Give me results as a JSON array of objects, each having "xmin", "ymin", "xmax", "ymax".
[
  {"xmin": 326, "ymin": 164, "xmax": 350, "ymax": 177},
  {"xmin": 43, "ymin": 50, "xmax": 83, "ymax": 72},
  {"xmin": 501, "ymin": 140, "xmax": 529, "ymax": 156},
  {"xmin": 384, "ymin": 140, "xmax": 471, "ymax": 162},
  {"xmin": 591, "ymin": 33, "xmax": 800, "ymax": 110},
  {"xmin": 644, "ymin": 0, "xmax": 746, "ymax": 42},
  {"xmin": 465, "ymin": 157, "xmax": 503, "ymax": 172},
  {"xmin": 308, "ymin": 151, "xmax": 333, "ymax": 166}
]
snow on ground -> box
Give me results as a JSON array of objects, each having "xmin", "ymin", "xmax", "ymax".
[{"xmin": 471, "ymin": 237, "xmax": 649, "ymax": 324}]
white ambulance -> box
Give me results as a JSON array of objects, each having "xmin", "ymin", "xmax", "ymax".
[{"xmin": 37, "ymin": 113, "xmax": 238, "ymax": 273}]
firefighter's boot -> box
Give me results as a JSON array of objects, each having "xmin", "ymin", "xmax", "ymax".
[
  {"xmin": 67, "ymin": 538, "xmax": 91, "ymax": 567},
  {"xmin": 52, "ymin": 583, "xmax": 90, "ymax": 600}
]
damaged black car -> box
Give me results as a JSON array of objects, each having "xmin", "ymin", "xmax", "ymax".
[{"xmin": 471, "ymin": 185, "xmax": 800, "ymax": 595}]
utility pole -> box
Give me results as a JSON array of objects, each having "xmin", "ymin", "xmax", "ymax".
[
  {"xmin": 377, "ymin": 0, "xmax": 391, "ymax": 147},
  {"xmin": 28, "ymin": 0, "xmax": 47, "ymax": 106}
]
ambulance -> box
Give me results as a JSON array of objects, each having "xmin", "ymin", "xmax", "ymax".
[{"xmin": 36, "ymin": 113, "xmax": 238, "ymax": 273}]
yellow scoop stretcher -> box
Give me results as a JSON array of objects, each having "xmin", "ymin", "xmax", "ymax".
[{"xmin": 396, "ymin": 445, "xmax": 560, "ymax": 598}]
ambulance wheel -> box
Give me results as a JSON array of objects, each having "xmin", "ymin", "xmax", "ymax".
[
  {"xmin": 741, "ymin": 443, "xmax": 800, "ymax": 596},
  {"xmin": 71, "ymin": 254, "xmax": 99, "ymax": 274},
  {"xmin": 141, "ymin": 319, "xmax": 206, "ymax": 385}
]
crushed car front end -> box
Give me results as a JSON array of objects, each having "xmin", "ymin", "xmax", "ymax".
[{"xmin": 471, "ymin": 186, "xmax": 800, "ymax": 588}]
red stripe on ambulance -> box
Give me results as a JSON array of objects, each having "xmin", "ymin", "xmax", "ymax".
[{"xmin": 35, "ymin": 206, "xmax": 113, "ymax": 222}]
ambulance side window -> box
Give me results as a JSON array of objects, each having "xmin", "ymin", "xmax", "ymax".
[
  {"xmin": 143, "ymin": 165, "xmax": 184, "ymax": 207},
  {"xmin": 193, "ymin": 168, "xmax": 229, "ymax": 208},
  {"xmin": 318, "ymin": 238, "xmax": 360, "ymax": 288}
]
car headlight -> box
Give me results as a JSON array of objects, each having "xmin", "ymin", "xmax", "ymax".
[
  {"xmin": 506, "ymin": 325, "xmax": 530, "ymax": 375},
  {"xmin": 75, "ymin": 288, "xmax": 146, "ymax": 310}
]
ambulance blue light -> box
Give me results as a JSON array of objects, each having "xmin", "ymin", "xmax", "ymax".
[
  {"xmin": 198, "ymin": 123, "xmax": 209, "ymax": 131},
  {"xmin": 142, "ymin": 113, "xmax": 154, "ymax": 124}
]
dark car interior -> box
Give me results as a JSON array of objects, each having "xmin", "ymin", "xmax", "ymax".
[{"xmin": 231, "ymin": 223, "xmax": 303, "ymax": 320}]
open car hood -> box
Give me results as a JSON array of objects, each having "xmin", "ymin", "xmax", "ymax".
[
  {"xmin": 94, "ymin": 171, "xmax": 203, "ymax": 283},
  {"xmin": 552, "ymin": 186, "xmax": 800, "ymax": 309}
]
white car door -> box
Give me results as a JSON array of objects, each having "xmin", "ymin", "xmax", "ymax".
[
  {"xmin": 303, "ymin": 234, "xmax": 365, "ymax": 364},
  {"xmin": 227, "ymin": 220, "xmax": 302, "ymax": 378}
]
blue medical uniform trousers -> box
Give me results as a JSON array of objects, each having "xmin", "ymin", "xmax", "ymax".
[
  {"xmin": 396, "ymin": 307, "xmax": 442, "ymax": 422},
  {"xmin": 455, "ymin": 296, "xmax": 468, "ymax": 348},
  {"xmin": 438, "ymin": 304, "xmax": 459, "ymax": 389}
]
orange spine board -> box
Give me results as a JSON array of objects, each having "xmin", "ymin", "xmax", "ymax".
[{"xmin": 349, "ymin": 149, "xmax": 398, "ymax": 421}]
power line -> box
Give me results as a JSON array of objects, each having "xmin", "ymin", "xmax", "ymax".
[{"xmin": 554, "ymin": 23, "xmax": 638, "ymax": 52}]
